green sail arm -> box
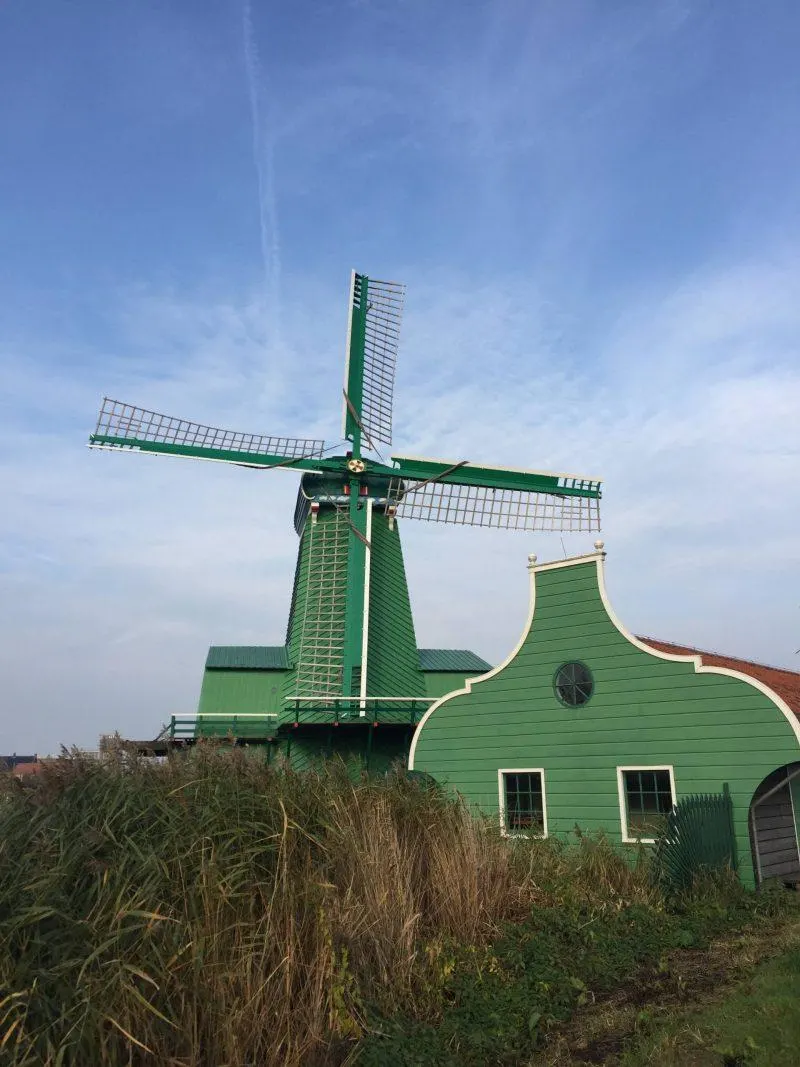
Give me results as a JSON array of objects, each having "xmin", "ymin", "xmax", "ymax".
[
  {"xmin": 387, "ymin": 455, "xmax": 602, "ymax": 498},
  {"xmin": 87, "ymin": 434, "xmax": 345, "ymax": 473}
]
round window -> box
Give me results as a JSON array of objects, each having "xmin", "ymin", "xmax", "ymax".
[{"xmin": 554, "ymin": 662, "xmax": 593, "ymax": 707}]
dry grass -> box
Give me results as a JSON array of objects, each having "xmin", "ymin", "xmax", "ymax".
[{"xmin": 0, "ymin": 746, "xmax": 659, "ymax": 1066}]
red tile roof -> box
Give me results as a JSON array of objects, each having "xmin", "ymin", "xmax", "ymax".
[
  {"xmin": 639, "ymin": 638, "xmax": 800, "ymax": 723},
  {"xmin": 9, "ymin": 761, "xmax": 42, "ymax": 777}
]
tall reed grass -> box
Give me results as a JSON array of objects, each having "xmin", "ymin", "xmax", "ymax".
[{"xmin": 0, "ymin": 747, "xmax": 657, "ymax": 1065}]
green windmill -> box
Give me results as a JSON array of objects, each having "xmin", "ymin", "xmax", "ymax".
[{"xmin": 90, "ymin": 271, "xmax": 602, "ymax": 767}]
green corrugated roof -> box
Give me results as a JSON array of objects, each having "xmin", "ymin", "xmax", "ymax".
[
  {"xmin": 418, "ymin": 649, "xmax": 491, "ymax": 672},
  {"xmin": 205, "ymin": 646, "xmax": 490, "ymax": 673},
  {"xmin": 205, "ymin": 646, "xmax": 289, "ymax": 670}
]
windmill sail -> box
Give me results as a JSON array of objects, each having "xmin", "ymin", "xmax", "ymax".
[
  {"xmin": 89, "ymin": 398, "xmax": 327, "ymax": 465},
  {"xmin": 388, "ymin": 455, "xmax": 602, "ymax": 532},
  {"xmin": 342, "ymin": 272, "xmax": 405, "ymax": 450}
]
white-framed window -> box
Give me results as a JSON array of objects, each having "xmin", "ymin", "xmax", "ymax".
[
  {"xmin": 498, "ymin": 769, "xmax": 548, "ymax": 837},
  {"xmin": 617, "ymin": 766, "xmax": 676, "ymax": 843}
]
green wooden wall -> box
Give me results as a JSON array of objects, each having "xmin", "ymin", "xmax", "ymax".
[
  {"xmin": 275, "ymin": 728, "xmax": 412, "ymax": 774},
  {"xmin": 411, "ymin": 557, "xmax": 800, "ymax": 886},
  {"xmin": 198, "ymin": 669, "xmax": 287, "ymax": 716},
  {"xmin": 423, "ymin": 671, "xmax": 483, "ymax": 699}
]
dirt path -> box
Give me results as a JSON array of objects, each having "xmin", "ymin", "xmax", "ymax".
[{"xmin": 541, "ymin": 912, "xmax": 800, "ymax": 1066}]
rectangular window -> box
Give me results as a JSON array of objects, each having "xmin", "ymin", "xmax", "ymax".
[
  {"xmin": 499, "ymin": 770, "xmax": 547, "ymax": 836},
  {"xmin": 618, "ymin": 767, "xmax": 675, "ymax": 841}
]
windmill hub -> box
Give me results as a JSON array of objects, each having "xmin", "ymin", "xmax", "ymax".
[
  {"xmin": 297, "ymin": 470, "xmax": 395, "ymax": 520},
  {"xmin": 347, "ymin": 458, "xmax": 366, "ymax": 473}
]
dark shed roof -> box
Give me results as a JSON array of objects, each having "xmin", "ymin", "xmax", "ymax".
[
  {"xmin": 418, "ymin": 649, "xmax": 492, "ymax": 672},
  {"xmin": 205, "ymin": 646, "xmax": 290, "ymax": 670},
  {"xmin": 205, "ymin": 645, "xmax": 491, "ymax": 673}
]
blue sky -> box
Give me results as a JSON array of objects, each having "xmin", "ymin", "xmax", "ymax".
[{"xmin": 1, "ymin": 0, "xmax": 799, "ymax": 752}]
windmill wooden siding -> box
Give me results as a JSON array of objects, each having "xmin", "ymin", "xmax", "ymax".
[
  {"xmin": 410, "ymin": 550, "xmax": 800, "ymax": 888},
  {"xmin": 365, "ymin": 516, "xmax": 427, "ymax": 701}
]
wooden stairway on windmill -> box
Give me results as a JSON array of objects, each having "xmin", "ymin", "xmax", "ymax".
[{"xmin": 293, "ymin": 508, "xmax": 349, "ymax": 699}]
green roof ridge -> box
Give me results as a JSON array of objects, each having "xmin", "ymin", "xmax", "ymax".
[
  {"xmin": 205, "ymin": 646, "xmax": 289, "ymax": 670},
  {"xmin": 204, "ymin": 645, "xmax": 490, "ymax": 674},
  {"xmin": 418, "ymin": 648, "xmax": 492, "ymax": 672}
]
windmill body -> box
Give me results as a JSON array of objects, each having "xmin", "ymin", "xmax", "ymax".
[{"xmin": 89, "ymin": 272, "xmax": 602, "ymax": 767}]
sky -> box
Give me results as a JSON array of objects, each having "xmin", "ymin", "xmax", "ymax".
[{"xmin": 1, "ymin": 0, "xmax": 799, "ymax": 753}]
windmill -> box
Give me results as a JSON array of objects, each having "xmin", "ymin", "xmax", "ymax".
[{"xmin": 89, "ymin": 271, "xmax": 602, "ymax": 764}]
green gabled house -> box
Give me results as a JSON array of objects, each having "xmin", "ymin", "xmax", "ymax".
[{"xmin": 410, "ymin": 544, "xmax": 800, "ymax": 889}]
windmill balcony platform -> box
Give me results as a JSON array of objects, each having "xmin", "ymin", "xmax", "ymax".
[{"xmin": 169, "ymin": 698, "xmax": 436, "ymax": 744}]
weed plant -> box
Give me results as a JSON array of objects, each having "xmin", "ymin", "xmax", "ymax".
[{"xmin": 0, "ymin": 747, "xmax": 781, "ymax": 1066}]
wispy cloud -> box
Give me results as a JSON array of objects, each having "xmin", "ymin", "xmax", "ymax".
[{"xmin": 242, "ymin": 0, "xmax": 282, "ymax": 342}]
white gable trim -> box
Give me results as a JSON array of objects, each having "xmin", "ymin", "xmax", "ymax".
[
  {"xmin": 595, "ymin": 556, "xmax": 800, "ymax": 747},
  {"xmin": 408, "ymin": 555, "xmax": 539, "ymax": 769},
  {"xmin": 532, "ymin": 550, "xmax": 605, "ymax": 573}
]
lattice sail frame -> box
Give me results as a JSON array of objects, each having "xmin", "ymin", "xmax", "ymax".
[
  {"xmin": 388, "ymin": 475, "xmax": 601, "ymax": 532},
  {"xmin": 91, "ymin": 398, "xmax": 326, "ymax": 460},
  {"xmin": 353, "ymin": 274, "xmax": 405, "ymax": 449}
]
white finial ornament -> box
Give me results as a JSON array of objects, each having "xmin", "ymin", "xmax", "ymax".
[
  {"xmin": 594, "ymin": 540, "xmax": 605, "ymax": 552},
  {"xmin": 528, "ymin": 553, "xmax": 538, "ymax": 567}
]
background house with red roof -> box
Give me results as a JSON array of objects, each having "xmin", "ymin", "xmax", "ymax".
[{"xmin": 0, "ymin": 755, "xmax": 43, "ymax": 778}]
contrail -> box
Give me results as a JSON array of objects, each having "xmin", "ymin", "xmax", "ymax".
[{"xmin": 242, "ymin": 0, "xmax": 282, "ymax": 344}]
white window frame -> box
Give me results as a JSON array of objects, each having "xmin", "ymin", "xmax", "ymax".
[
  {"xmin": 498, "ymin": 768, "xmax": 548, "ymax": 838},
  {"xmin": 616, "ymin": 765, "xmax": 676, "ymax": 844}
]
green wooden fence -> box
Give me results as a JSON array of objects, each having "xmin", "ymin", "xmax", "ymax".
[{"xmin": 653, "ymin": 784, "xmax": 737, "ymax": 891}]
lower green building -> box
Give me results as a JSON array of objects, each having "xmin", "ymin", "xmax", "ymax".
[
  {"xmin": 409, "ymin": 545, "xmax": 800, "ymax": 888},
  {"xmin": 188, "ymin": 642, "xmax": 489, "ymax": 773},
  {"xmin": 170, "ymin": 497, "xmax": 491, "ymax": 773}
]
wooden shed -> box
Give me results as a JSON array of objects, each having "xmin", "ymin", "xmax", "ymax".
[{"xmin": 409, "ymin": 545, "xmax": 800, "ymax": 888}]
